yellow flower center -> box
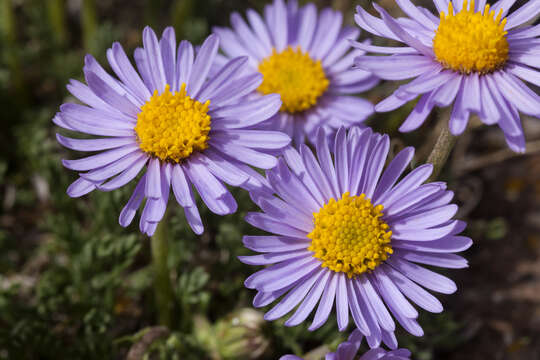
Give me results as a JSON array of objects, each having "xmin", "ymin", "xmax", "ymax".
[
  {"xmin": 307, "ymin": 192, "xmax": 393, "ymax": 278},
  {"xmin": 134, "ymin": 83, "xmax": 211, "ymax": 163},
  {"xmin": 433, "ymin": 0, "xmax": 509, "ymax": 74},
  {"xmin": 257, "ymin": 46, "xmax": 329, "ymax": 114}
]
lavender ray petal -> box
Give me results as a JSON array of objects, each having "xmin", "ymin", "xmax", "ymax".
[
  {"xmin": 66, "ymin": 177, "xmax": 97, "ymax": 198},
  {"xmin": 187, "ymin": 34, "xmax": 219, "ymax": 96},
  {"xmin": 62, "ymin": 143, "xmax": 139, "ymax": 171}
]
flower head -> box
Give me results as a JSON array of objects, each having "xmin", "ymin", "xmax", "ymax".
[
  {"xmin": 213, "ymin": 0, "xmax": 378, "ymax": 145},
  {"xmin": 54, "ymin": 27, "xmax": 290, "ymax": 236},
  {"xmin": 240, "ymin": 127, "xmax": 471, "ymax": 347},
  {"xmin": 280, "ymin": 329, "xmax": 411, "ymax": 360},
  {"xmin": 353, "ymin": 0, "xmax": 540, "ymax": 153}
]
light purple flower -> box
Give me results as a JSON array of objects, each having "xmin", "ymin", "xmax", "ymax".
[
  {"xmin": 353, "ymin": 0, "xmax": 540, "ymax": 153},
  {"xmin": 280, "ymin": 329, "xmax": 411, "ymax": 360},
  {"xmin": 240, "ymin": 127, "xmax": 471, "ymax": 348},
  {"xmin": 212, "ymin": 0, "xmax": 378, "ymax": 145},
  {"xmin": 54, "ymin": 27, "xmax": 290, "ymax": 236}
]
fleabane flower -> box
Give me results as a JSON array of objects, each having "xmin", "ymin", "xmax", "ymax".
[
  {"xmin": 240, "ymin": 127, "xmax": 471, "ymax": 348},
  {"xmin": 353, "ymin": 0, "xmax": 540, "ymax": 153},
  {"xmin": 212, "ymin": 0, "xmax": 378, "ymax": 145},
  {"xmin": 281, "ymin": 329, "xmax": 411, "ymax": 360},
  {"xmin": 54, "ymin": 27, "xmax": 289, "ymax": 236}
]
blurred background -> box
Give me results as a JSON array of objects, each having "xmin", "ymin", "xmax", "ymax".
[{"xmin": 0, "ymin": 0, "xmax": 538, "ymax": 359}]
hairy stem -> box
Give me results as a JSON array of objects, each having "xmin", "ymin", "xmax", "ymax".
[{"xmin": 427, "ymin": 123, "xmax": 456, "ymax": 181}]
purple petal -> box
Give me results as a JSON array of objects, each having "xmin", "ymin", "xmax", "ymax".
[
  {"xmin": 66, "ymin": 177, "xmax": 97, "ymax": 197},
  {"xmin": 264, "ymin": 268, "xmax": 323, "ymax": 320},
  {"xmin": 198, "ymin": 149, "xmax": 249, "ymax": 187},
  {"xmin": 210, "ymin": 140, "xmax": 277, "ymax": 169},
  {"xmin": 378, "ymin": 164, "xmax": 433, "ymax": 209},
  {"xmin": 160, "ymin": 27, "xmax": 177, "ymax": 89},
  {"xmin": 372, "ymin": 268, "xmax": 417, "ymax": 319},
  {"xmin": 309, "ymin": 272, "xmax": 337, "ymax": 330},
  {"xmin": 98, "ymin": 154, "xmax": 148, "ymax": 191},
  {"xmin": 391, "ymin": 204, "xmax": 458, "ymax": 230},
  {"xmin": 184, "ymin": 205, "xmax": 204, "ymax": 235},
  {"xmin": 85, "ymin": 70, "xmax": 140, "ymax": 118},
  {"xmin": 145, "ymin": 157, "xmax": 162, "ymax": 199},
  {"xmin": 310, "ymin": 9, "xmax": 342, "ymax": 59},
  {"xmin": 62, "ymin": 143, "xmax": 140, "ymax": 171},
  {"xmin": 285, "ymin": 269, "xmax": 330, "ymax": 326},
  {"xmin": 346, "ymin": 278, "xmax": 371, "ymax": 335},
  {"xmin": 245, "ymin": 212, "xmax": 308, "ymax": 238},
  {"xmin": 336, "ymin": 273, "xmax": 350, "ymax": 331},
  {"xmin": 372, "ymin": 147, "xmax": 415, "ymax": 202},
  {"xmin": 187, "ymin": 34, "xmax": 219, "ymax": 96},
  {"xmin": 211, "ymin": 94, "xmax": 281, "ymax": 130},
  {"xmin": 354, "ymin": 55, "xmax": 436, "ymax": 80},
  {"xmin": 142, "ymin": 27, "xmax": 167, "ymax": 92},
  {"xmin": 387, "ymin": 257, "xmax": 457, "ymax": 294},
  {"xmin": 246, "ymin": 9, "xmax": 273, "ymax": 53},
  {"xmin": 176, "ymin": 40, "xmax": 194, "ymax": 88},
  {"xmin": 395, "ymin": 0, "xmax": 437, "ymax": 30},
  {"xmin": 171, "ymin": 164, "xmax": 194, "ymax": 207},
  {"xmin": 505, "ymin": 1, "xmax": 540, "ymax": 30},
  {"xmin": 383, "ymin": 264, "xmax": 443, "ymax": 313},
  {"xmin": 358, "ymin": 276, "xmax": 395, "ymax": 332},
  {"xmin": 119, "ymin": 175, "xmax": 146, "ymax": 227},
  {"xmin": 391, "ymin": 235, "xmax": 472, "ymax": 253},
  {"xmin": 243, "ymin": 235, "xmax": 310, "ymax": 253},
  {"xmin": 392, "ymin": 220, "xmax": 460, "ymax": 241},
  {"xmin": 196, "ymin": 56, "xmax": 248, "ymax": 102},
  {"xmin": 373, "ymin": 4, "xmax": 434, "ymax": 56},
  {"xmin": 80, "ymin": 151, "xmax": 146, "ymax": 182},
  {"xmin": 56, "ymin": 134, "xmax": 134, "ymax": 152},
  {"xmin": 109, "ymin": 42, "xmax": 151, "ymax": 101},
  {"xmin": 239, "ymin": 249, "xmax": 308, "ymax": 266},
  {"xmin": 396, "ymin": 250, "xmax": 468, "ymax": 269}
]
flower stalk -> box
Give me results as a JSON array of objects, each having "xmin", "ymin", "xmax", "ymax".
[
  {"xmin": 151, "ymin": 214, "xmax": 174, "ymax": 328},
  {"xmin": 427, "ymin": 124, "xmax": 457, "ymax": 181}
]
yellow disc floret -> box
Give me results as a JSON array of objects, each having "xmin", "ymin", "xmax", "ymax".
[
  {"xmin": 257, "ymin": 46, "xmax": 329, "ymax": 114},
  {"xmin": 433, "ymin": 0, "xmax": 509, "ymax": 74},
  {"xmin": 134, "ymin": 83, "xmax": 211, "ymax": 163},
  {"xmin": 307, "ymin": 192, "xmax": 393, "ymax": 278}
]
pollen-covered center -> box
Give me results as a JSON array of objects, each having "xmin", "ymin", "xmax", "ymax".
[
  {"xmin": 134, "ymin": 83, "xmax": 211, "ymax": 163},
  {"xmin": 433, "ymin": 0, "xmax": 509, "ymax": 74},
  {"xmin": 257, "ymin": 46, "xmax": 329, "ymax": 114},
  {"xmin": 307, "ymin": 192, "xmax": 393, "ymax": 278}
]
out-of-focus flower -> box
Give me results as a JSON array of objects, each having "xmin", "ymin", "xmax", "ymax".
[
  {"xmin": 194, "ymin": 309, "xmax": 269, "ymax": 360},
  {"xmin": 241, "ymin": 127, "xmax": 471, "ymax": 347},
  {"xmin": 353, "ymin": 0, "xmax": 540, "ymax": 153},
  {"xmin": 213, "ymin": 0, "xmax": 378, "ymax": 145},
  {"xmin": 54, "ymin": 27, "xmax": 289, "ymax": 236},
  {"xmin": 280, "ymin": 329, "xmax": 411, "ymax": 360}
]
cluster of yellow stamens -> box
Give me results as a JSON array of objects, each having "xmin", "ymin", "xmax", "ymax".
[
  {"xmin": 433, "ymin": 0, "xmax": 509, "ymax": 74},
  {"xmin": 307, "ymin": 192, "xmax": 393, "ymax": 278},
  {"xmin": 134, "ymin": 83, "xmax": 211, "ymax": 163},
  {"xmin": 257, "ymin": 46, "xmax": 329, "ymax": 114}
]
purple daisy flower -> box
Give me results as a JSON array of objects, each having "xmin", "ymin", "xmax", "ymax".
[
  {"xmin": 54, "ymin": 27, "xmax": 290, "ymax": 236},
  {"xmin": 212, "ymin": 0, "xmax": 378, "ymax": 145},
  {"xmin": 240, "ymin": 127, "xmax": 471, "ymax": 348},
  {"xmin": 353, "ymin": 0, "xmax": 540, "ymax": 153},
  {"xmin": 280, "ymin": 329, "xmax": 411, "ymax": 360}
]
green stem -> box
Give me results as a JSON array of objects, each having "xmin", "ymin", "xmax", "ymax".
[
  {"xmin": 46, "ymin": 0, "xmax": 67, "ymax": 46},
  {"xmin": 427, "ymin": 124, "xmax": 456, "ymax": 181},
  {"xmin": 0, "ymin": 0, "xmax": 25, "ymax": 100},
  {"xmin": 151, "ymin": 215, "xmax": 174, "ymax": 328},
  {"xmin": 81, "ymin": 0, "xmax": 97, "ymax": 52}
]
